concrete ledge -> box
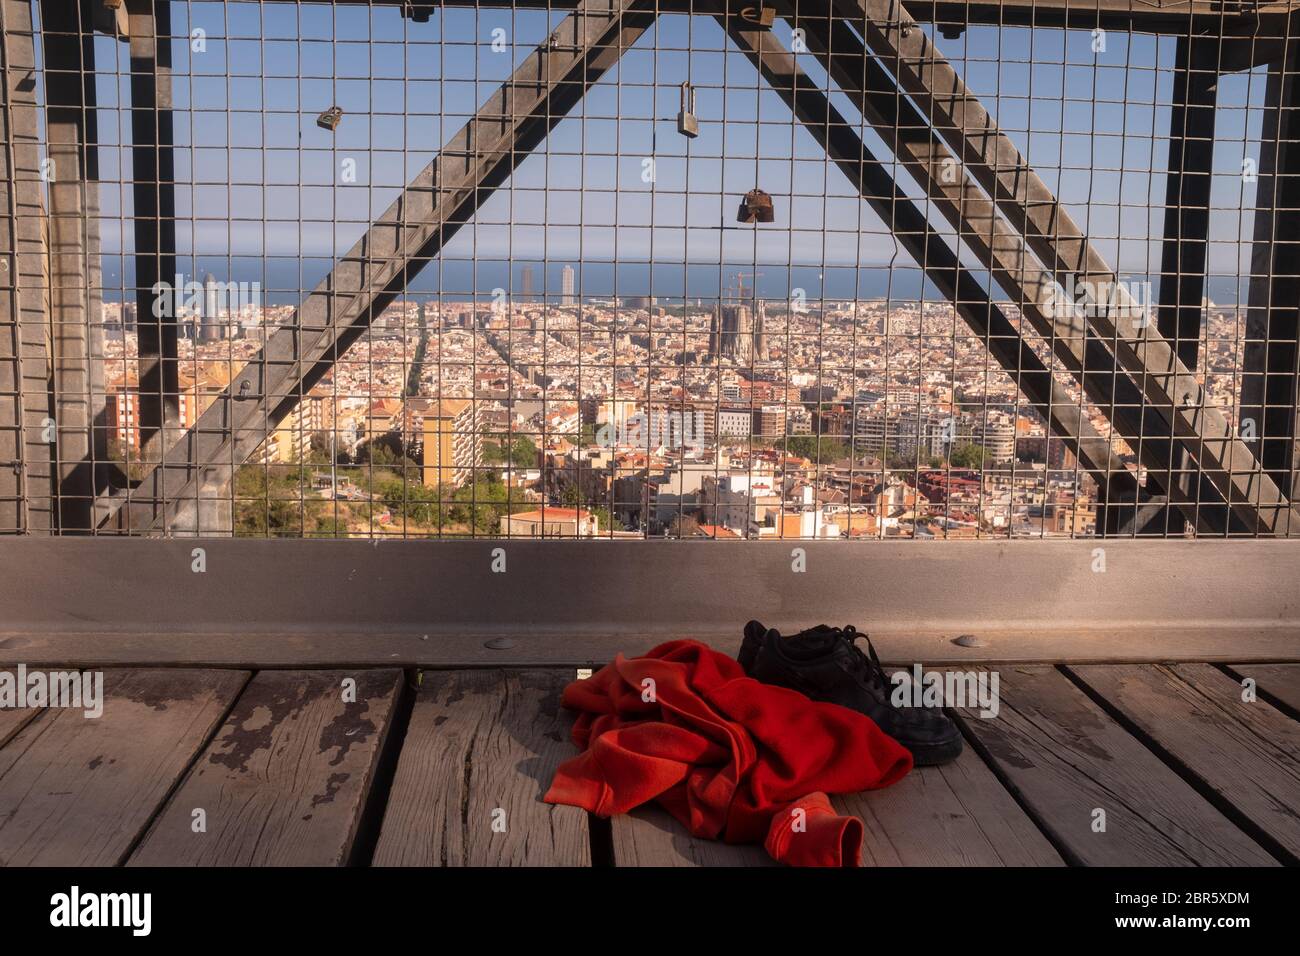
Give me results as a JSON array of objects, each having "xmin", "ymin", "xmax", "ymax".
[
  {"xmin": 1, "ymin": 625, "xmax": 1297, "ymax": 668},
  {"xmin": 1, "ymin": 538, "xmax": 1298, "ymax": 665}
]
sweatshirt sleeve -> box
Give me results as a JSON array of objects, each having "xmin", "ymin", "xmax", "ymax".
[{"xmin": 763, "ymin": 792, "xmax": 864, "ymax": 867}]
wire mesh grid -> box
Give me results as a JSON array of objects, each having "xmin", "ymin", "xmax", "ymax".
[{"xmin": 0, "ymin": 0, "xmax": 1297, "ymax": 539}]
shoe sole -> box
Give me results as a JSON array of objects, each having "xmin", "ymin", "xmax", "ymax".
[{"xmin": 906, "ymin": 732, "xmax": 964, "ymax": 767}]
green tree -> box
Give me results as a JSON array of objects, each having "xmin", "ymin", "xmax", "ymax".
[
  {"xmin": 447, "ymin": 478, "xmax": 524, "ymax": 534},
  {"xmin": 510, "ymin": 435, "xmax": 538, "ymax": 469},
  {"xmin": 588, "ymin": 505, "xmax": 617, "ymax": 533},
  {"xmin": 483, "ymin": 434, "xmax": 538, "ymax": 469},
  {"xmin": 233, "ymin": 465, "xmax": 303, "ymax": 537},
  {"xmin": 785, "ymin": 435, "xmax": 851, "ymax": 462},
  {"xmin": 949, "ymin": 443, "xmax": 987, "ymax": 469}
]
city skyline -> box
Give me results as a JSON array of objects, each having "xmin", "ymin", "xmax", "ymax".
[{"xmin": 95, "ymin": 278, "xmax": 1253, "ymax": 539}]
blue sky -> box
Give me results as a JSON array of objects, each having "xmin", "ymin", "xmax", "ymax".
[{"xmin": 63, "ymin": 2, "xmax": 1273, "ymax": 303}]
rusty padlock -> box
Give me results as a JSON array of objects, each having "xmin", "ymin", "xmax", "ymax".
[
  {"xmin": 737, "ymin": 188, "xmax": 775, "ymax": 223},
  {"xmin": 739, "ymin": 5, "xmax": 776, "ymax": 28},
  {"xmin": 316, "ymin": 106, "xmax": 343, "ymax": 131}
]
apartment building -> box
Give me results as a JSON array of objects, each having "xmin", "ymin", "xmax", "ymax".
[
  {"xmin": 422, "ymin": 399, "xmax": 480, "ymax": 489},
  {"xmin": 270, "ymin": 390, "xmax": 329, "ymax": 464},
  {"xmin": 105, "ymin": 366, "xmax": 228, "ymax": 451},
  {"xmin": 717, "ymin": 406, "xmax": 754, "ymax": 438}
]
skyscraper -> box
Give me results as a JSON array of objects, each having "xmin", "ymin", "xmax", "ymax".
[
  {"xmin": 520, "ymin": 266, "xmax": 535, "ymax": 301},
  {"xmin": 561, "ymin": 264, "xmax": 576, "ymax": 306},
  {"xmin": 200, "ymin": 273, "xmax": 220, "ymax": 343}
]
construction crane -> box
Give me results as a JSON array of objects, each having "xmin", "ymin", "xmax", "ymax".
[{"xmin": 727, "ymin": 271, "xmax": 764, "ymax": 303}]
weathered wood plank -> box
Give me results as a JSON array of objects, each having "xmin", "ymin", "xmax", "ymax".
[
  {"xmin": 129, "ymin": 669, "xmax": 400, "ymax": 866},
  {"xmin": 1226, "ymin": 663, "xmax": 1300, "ymax": 715},
  {"xmin": 956, "ymin": 666, "xmax": 1276, "ymax": 866},
  {"xmin": 1069, "ymin": 663, "xmax": 1300, "ymax": 862},
  {"xmin": 610, "ymin": 806, "xmax": 775, "ymax": 866},
  {"xmin": 0, "ymin": 669, "xmax": 247, "ymax": 866},
  {"xmin": 373, "ymin": 669, "xmax": 590, "ymax": 866},
  {"xmin": 0, "ymin": 706, "xmax": 39, "ymax": 749},
  {"xmin": 835, "ymin": 743, "xmax": 1065, "ymax": 866},
  {"xmin": 611, "ymin": 740, "xmax": 1064, "ymax": 867},
  {"xmin": 0, "ymin": 668, "xmax": 43, "ymax": 747}
]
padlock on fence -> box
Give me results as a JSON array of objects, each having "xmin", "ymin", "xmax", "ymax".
[
  {"xmin": 677, "ymin": 82, "xmax": 699, "ymax": 139},
  {"xmin": 737, "ymin": 188, "xmax": 775, "ymax": 223},
  {"xmin": 316, "ymin": 106, "xmax": 344, "ymax": 131},
  {"xmin": 738, "ymin": 5, "xmax": 776, "ymax": 28}
]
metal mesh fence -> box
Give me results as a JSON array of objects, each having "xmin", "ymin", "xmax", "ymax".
[{"xmin": 1, "ymin": 0, "xmax": 1297, "ymax": 539}]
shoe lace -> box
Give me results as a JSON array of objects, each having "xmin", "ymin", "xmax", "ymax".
[{"xmin": 835, "ymin": 625, "xmax": 887, "ymax": 689}]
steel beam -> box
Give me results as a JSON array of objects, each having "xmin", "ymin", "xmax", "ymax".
[
  {"xmin": 1148, "ymin": 34, "xmax": 1220, "ymax": 531},
  {"xmin": 777, "ymin": 4, "xmax": 1220, "ymax": 533},
  {"xmin": 0, "ymin": 0, "xmax": 52, "ymax": 533},
  {"xmin": 128, "ymin": 0, "xmax": 179, "ymax": 461},
  {"xmin": 1218, "ymin": 17, "xmax": 1300, "ymax": 72},
  {"xmin": 1158, "ymin": 35, "xmax": 1219, "ymax": 373},
  {"xmin": 39, "ymin": 0, "xmax": 106, "ymax": 533},
  {"xmin": 102, "ymin": 0, "xmax": 656, "ymax": 534},
  {"xmin": 721, "ymin": 16, "xmax": 1135, "ymax": 499},
  {"xmin": 273, "ymin": 0, "xmax": 1300, "ymax": 40},
  {"xmin": 93, "ymin": 0, "xmax": 130, "ymax": 41},
  {"xmin": 0, "ymin": 0, "xmax": 29, "ymax": 533},
  {"xmin": 833, "ymin": 0, "xmax": 1297, "ymax": 535},
  {"xmin": 1242, "ymin": 42, "xmax": 1300, "ymax": 503}
]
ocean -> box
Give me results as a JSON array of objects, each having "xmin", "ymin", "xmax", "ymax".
[{"xmin": 98, "ymin": 254, "xmax": 1255, "ymax": 309}]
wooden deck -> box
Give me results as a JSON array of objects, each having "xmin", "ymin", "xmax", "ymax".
[{"xmin": 0, "ymin": 662, "xmax": 1296, "ymax": 867}]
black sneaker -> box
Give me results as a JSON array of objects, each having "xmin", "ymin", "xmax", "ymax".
[{"xmin": 739, "ymin": 620, "xmax": 963, "ymax": 766}]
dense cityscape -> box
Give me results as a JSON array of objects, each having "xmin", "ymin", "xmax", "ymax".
[{"xmin": 99, "ymin": 271, "xmax": 1248, "ymax": 539}]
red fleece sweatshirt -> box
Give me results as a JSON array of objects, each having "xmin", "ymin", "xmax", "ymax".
[{"xmin": 544, "ymin": 639, "xmax": 912, "ymax": 866}]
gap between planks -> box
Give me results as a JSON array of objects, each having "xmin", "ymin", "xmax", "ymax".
[
  {"xmin": 954, "ymin": 665, "xmax": 1278, "ymax": 866},
  {"xmin": 1065, "ymin": 663, "xmax": 1300, "ymax": 864}
]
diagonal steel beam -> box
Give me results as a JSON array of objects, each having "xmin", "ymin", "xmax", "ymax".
[
  {"xmin": 719, "ymin": 15, "xmax": 1135, "ymax": 498},
  {"xmin": 776, "ymin": 3, "xmax": 1226, "ymax": 533},
  {"xmin": 819, "ymin": 0, "xmax": 1297, "ymax": 535},
  {"xmin": 101, "ymin": 0, "xmax": 655, "ymax": 534}
]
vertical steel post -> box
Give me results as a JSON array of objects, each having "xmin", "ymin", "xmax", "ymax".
[
  {"xmin": 128, "ymin": 0, "xmax": 178, "ymax": 460},
  {"xmin": 1243, "ymin": 41, "xmax": 1300, "ymax": 503},
  {"xmin": 40, "ymin": 0, "xmax": 105, "ymax": 532},
  {"xmin": 1150, "ymin": 34, "xmax": 1220, "ymax": 531},
  {"xmin": 0, "ymin": 0, "xmax": 52, "ymax": 533},
  {"xmin": 1159, "ymin": 36, "xmax": 1219, "ymax": 382}
]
